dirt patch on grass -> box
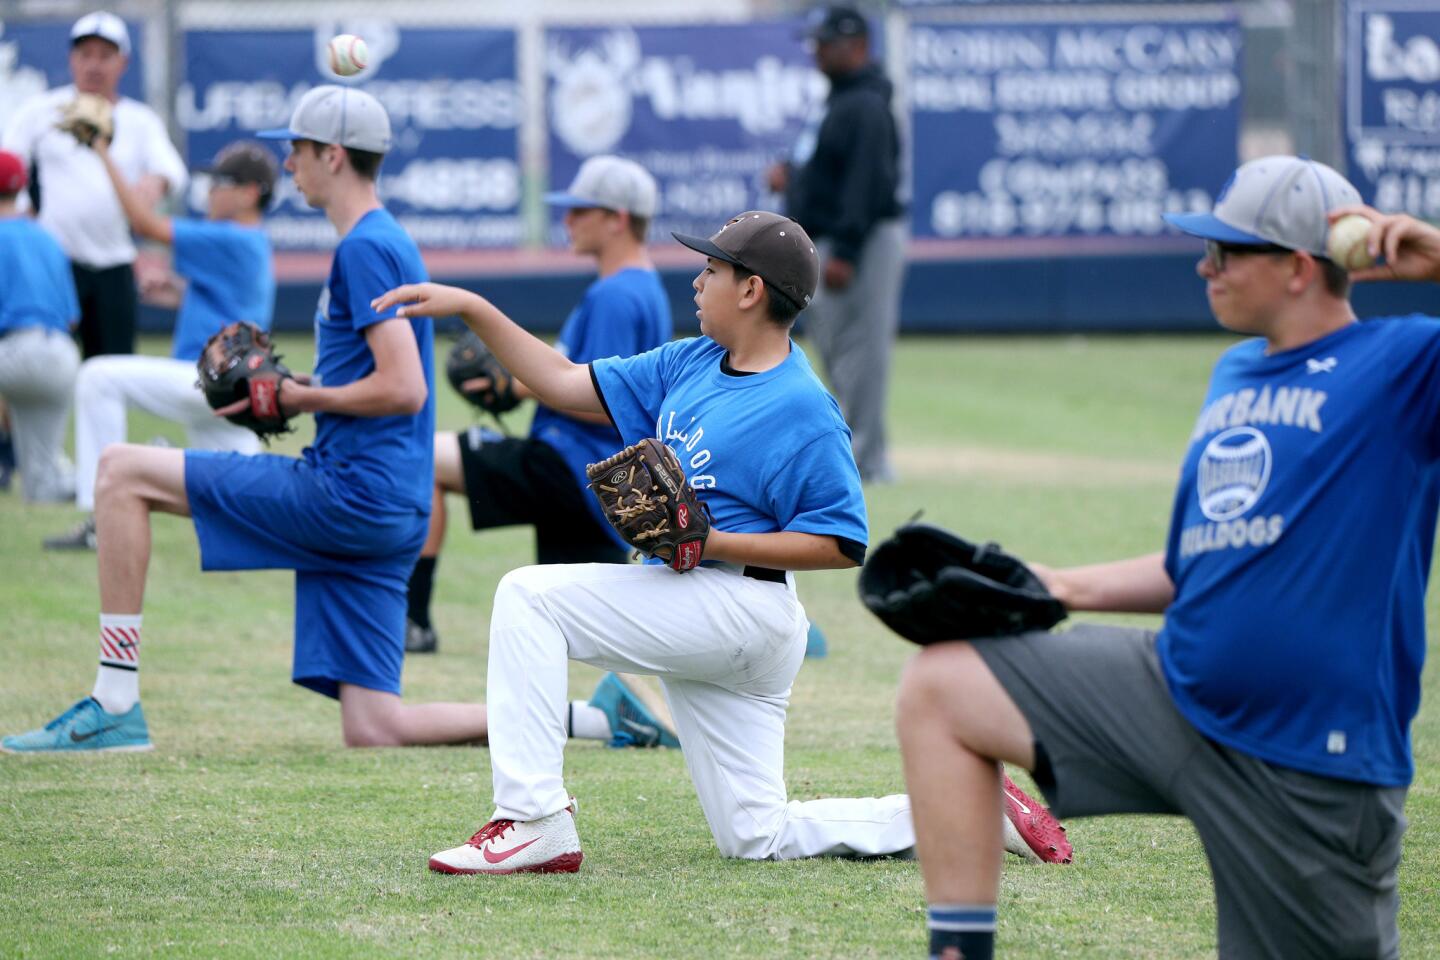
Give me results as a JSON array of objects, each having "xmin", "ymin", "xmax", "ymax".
[{"xmin": 894, "ymin": 445, "xmax": 1177, "ymax": 486}]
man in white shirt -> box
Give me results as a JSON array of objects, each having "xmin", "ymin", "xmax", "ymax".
[{"xmin": 1, "ymin": 12, "xmax": 186, "ymax": 358}]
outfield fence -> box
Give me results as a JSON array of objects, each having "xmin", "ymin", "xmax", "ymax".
[{"xmin": 0, "ymin": 0, "xmax": 1434, "ymax": 332}]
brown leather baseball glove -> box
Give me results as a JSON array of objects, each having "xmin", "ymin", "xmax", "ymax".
[{"xmin": 586, "ymin": 438, "xmax": 711, "ymax": 572}]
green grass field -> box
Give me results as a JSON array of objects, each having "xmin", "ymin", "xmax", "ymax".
[{"xmin": 2, "ymin": 333, "xmax": 1436, "ymax": 958}]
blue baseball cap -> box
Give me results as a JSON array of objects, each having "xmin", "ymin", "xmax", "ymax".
[{"xmin": 1163, "ymin": 155, "xmax": 1362, "ymax": 256}]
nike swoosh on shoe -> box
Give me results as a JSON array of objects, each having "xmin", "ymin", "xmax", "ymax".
[{"xmin": 482, "ymin": 837, "xmax": 540, "ymax": 865}]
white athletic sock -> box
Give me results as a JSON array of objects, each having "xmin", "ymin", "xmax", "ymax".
[
  {"xmin": 567, "ymin": 700, "xmax": 611, "ymax": 741},
  {"xmin": 92, "ymin": 613, "xmax": 142, "ymax": 714}
]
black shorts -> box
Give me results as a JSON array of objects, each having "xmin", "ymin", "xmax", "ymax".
[
  {"xmin": 71, "ymin": 262, "xmax": 137, "ymax": 359},
  {"xmin": 457, "ymin": 426, "xmax": 626, "ymax": 565}
]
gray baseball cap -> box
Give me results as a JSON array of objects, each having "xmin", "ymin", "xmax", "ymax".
[
  {"xmin": 257, "ymin": 85, "xmax": 392, "ymax": 154},
  {"xmin": 71, "ymin": 12, "xmax": 131, "ymax": 56},
  {"xmin": 673, "ymin": 211, "xmax": 819, "ymax": 310},
  {"xmin": 545, "ymin": 156, "xmax": 659, "ymax": 218},
  {"xmin": 1163, "ymin": 155, "xmax": 1362, "ymax": 256}
]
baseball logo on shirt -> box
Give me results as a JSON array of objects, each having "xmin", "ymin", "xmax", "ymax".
[{"xmin": 1197, "ymin": 427, "xmax": 1271, "ymax": 521}]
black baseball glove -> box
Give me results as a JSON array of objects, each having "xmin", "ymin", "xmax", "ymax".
[
  {"xmin": 446, "ymin": 330, "xmax": 520, "ymax": 415},
  {"xmin": 195, "ymin": 321, "xmax": 295, "ymax": 440},
  {"xmin": 859, "ymin": 523, "xmax": 1067, "ymax": 645}
]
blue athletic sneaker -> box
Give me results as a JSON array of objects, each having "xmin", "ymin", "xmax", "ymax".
[
  {"xmin": 804, "ymin": 622, "xmax": 829, "ymax": 659},
  {"xmin": 1, "ymin": 697, "xmax": 152, "ymax": 753},
  {"xmin": 588, "ymin": 673, "xmax": 680, "ymax": 749}
]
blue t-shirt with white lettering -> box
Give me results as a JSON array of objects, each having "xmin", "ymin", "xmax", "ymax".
[
  {"xmin": 171, "ymin": 218, "xmax": 274, "ymax": 361},
  {"xmin": 592, "ymin": 337, "xmax": 867, "ymax": 558},
  {"xmin": 531, "ymin": 268, "xmax": 672, "ymax": 541},
  {"xmin": 0, "ymin": 217, "xmax": 77, "ymax": 335},
  {"xmin": 1160, "ymin": 317, "xmax": 1440, "ymax": 786},
  {"xmin": 306, "ymin": 208, "xmax": 434, "ymax": 514}
]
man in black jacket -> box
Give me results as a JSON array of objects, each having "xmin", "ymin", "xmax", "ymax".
[{"xmin": 769, "ymin": 5, "xmax": 907, "ymax": 484}]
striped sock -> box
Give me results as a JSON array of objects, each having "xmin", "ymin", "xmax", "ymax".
[
  {"xmin": 928, "ymin": 903, "xmax": 996, "ymax": 960},
  {"xmin": 92, "ymin": 613, "xmax": 142, "ymax": 714}
]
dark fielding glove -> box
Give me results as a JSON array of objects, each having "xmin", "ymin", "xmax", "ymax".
[
  {"xmin": 446, "ymin": 330, "xmax": 520, "ymax": 415},
  {"xmin": 57, "ymin": 92, "xmax": 113, "ymax": 147},
  {"xmin": 586, "ymin": 438, "xmax": 711, "ymax": 572},
  {"xmin": 196, "ymin": 321, "xmax": 295, "ymax": 440},
  {"xmin": 859, "ymin": 523, "xmax": 1067, "ymax": 645}
]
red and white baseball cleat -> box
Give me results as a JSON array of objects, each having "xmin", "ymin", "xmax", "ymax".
[
  {"xmin": 428, "ymin": 804, "xmax": 582, "ymax": 875},
  {"xmin": 1001, "ymin": 769, "xmax": 1072, "ymax": 864}
]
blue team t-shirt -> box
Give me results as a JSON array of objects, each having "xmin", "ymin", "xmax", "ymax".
[
  {"xmin": 592, "ymin": 337, "xmax": 868, "ymax": 555},
  {"xmin": 306, "ymin": 208, "xmax": 434, "ymax": 514},
  {"xmin": 0, "ymin": 218, "xmax": 77, "ymax": 335},
  {"xmin": 171, "ymin": 218, "xmax": 274, "ymax": 361},
  {"xmin": 530, "ymin": 267, "xmax": 672, "ymax": 541},
  {"xmin": 1160, "ymin": 317, "xmax": 1440, "ymax": 787}
]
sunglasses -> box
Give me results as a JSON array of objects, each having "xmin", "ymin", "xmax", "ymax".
[{"xmin": 1204, "ymin": 239, "xmax": 1295, "ymax": 273}]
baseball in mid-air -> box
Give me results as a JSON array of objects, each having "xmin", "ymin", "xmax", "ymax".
[
  {"xmin": 326, "ymin": 34, "xmax": 368, "ymax": 77},
  {"xmin": 1326, "ymin": 214, "xmax": 1376, "ymax": 271}
]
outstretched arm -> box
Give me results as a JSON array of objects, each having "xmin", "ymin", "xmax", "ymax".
[
  {"xmin": 1029, "ymin": 551, "xmax": 1173, "ymax": 614},
  {"xmin": 1329, "ymin": 205, "xmax": 1440, "ymax": 284},
  {"xmin": 92, "ymin": 138, "xmax": 172, "ymax": 245},
  {"xmin": 373, "ymin": 283, "xmax": 602, "ymax": 414}
]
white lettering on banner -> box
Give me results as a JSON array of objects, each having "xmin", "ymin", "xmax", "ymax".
[
  {"xmin": 547, "ymin": 29, "xmax": 823, "ymax": 158},
  {"xmin": 176, "ymin": 78, "xmax": 521, "ymax": 132},
  {"xmin": 1381, "ymin": 88, "xmax": 1440, "ymax": 135},
  {"xmin": 929, "ymin": 157, "xmax": 1209, "ymax": 237},
  {"xmin": 382, "ymin": 158, "xmax": 521, "ymax": 212},
  {"xmin": 634, "ymin": 56, "xmax": 819, "ymax": 136},
  {"xmin": 995, "ymin": 113, "xmax": 1154, "ymax": 156},
  {"xmin": 1366, "ymin": 14, "xmax": 1440, "ymax": 84},
  {"xmin": 1349, "ymin": 11, "xmax": 1440, "ymax": 219},
  {"xmin": 909, "ymin": 74, "xmax": 993, "ymax": 112},
  {"xmin": 1053, "ymin": 26, "xmax": 1239, "ymax": 73},
  {"xmin": 908, "ymin": 27, "xmax": 1049, "ymax": 74},
  {"xmin": 663, "ymin": 179, "xmax": 749, "ymax": 219},
  {"xmin": 263, "ymin": 214, "xmax": 524, "ymax": 250},
  {"xmin": 1114, "ymin": 72, "xmax": 1241, "ymax": 111},
  {"xmin": 908, "ymin": 22, "xmax": 1240, "ymax": 238}
]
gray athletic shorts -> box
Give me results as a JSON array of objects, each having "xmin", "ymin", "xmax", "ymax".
[{"xmin": 973, "ymin": 624, "xmax": 1407, "ymax": 960}]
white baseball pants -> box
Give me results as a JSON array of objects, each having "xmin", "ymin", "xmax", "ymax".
[
  {"xmin": 487, "ymin": 562, "xmax": 915, "ymax": 860},
  {"xmin": 0, "ymin": 327, "xmax": 79, "ymax": 502},
  {"xmin": 74, "ymin": 354, "xmax": 260, "ymax": 510}
]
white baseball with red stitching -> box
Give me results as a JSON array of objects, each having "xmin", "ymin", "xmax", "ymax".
[{"xmin": 326, "ymin": 34, "xmax": 368, "ymax": 77}]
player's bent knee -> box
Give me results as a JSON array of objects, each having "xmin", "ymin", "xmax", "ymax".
[
  {"xmin": 897, "ymin": 644, "xmax": 970, "ymax": 708},
  {"xmin": 96, "ymin": 445, "xmax": 188, "ymax": 514},
  {"xmin": 94, "ymin": 443, "xmax": 144, "ymax": 499},
  {"xmin": 493, "ymin": 566, "xmax": 555, "ymax": 617},
  {"xmin": 433, "ymin": 432, "xmax": 465, "ymax": 490}
]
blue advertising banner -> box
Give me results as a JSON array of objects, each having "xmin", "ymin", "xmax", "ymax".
[
  {"xmin": 908, "ymin": 18, "xmax": 1242, "ymax": 239},
  {"xmin": 1344, "ymin": 1, "xmax": 1440, "ymax": 218},
  {"xmin": 177, "ymin": 25, "xmax": 521, "ymax": 250},
  {"xmin": 545, "ymin": 23, "xmax": 826, "ymax": 244},
  {"xmin": 0, "ymin": 18, "xmax": 146, "ymax": 136}
]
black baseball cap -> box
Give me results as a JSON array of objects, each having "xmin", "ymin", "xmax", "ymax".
[
  {"xmin": 197, "ymin": 141, "xmax": 278, "ymax": 196},
  {"xmin": 673, "ymin": 211, "xmax": 820, "ymax": 311},
  {"xmin": 806, "ymin": 6, "xmax": 870, "ymax": 42}
]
